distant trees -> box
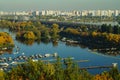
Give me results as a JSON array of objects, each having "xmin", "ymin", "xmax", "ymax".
[
  {"xmin": 14, "ymin": 22, "xmax": 61, "ymax": 43},
  {"xmin": 0, "ymin": 20, "xmax": 13, "ymax": 28},
  {"xmin": 41, "ymin": 28, "xmax": 50, "ymax": 40},
  {"xmin": 1, "ymin": 20, "xmax": 120, "ymax": 48},
  {"xmin": 33, "ymin": 21, "xmax": 41, "ymax": 27},
  {"xmin": 101, "ymin": 24, "xmax": 120, "ymax": 34},
  {"xmin": 113, "ymin": 25, "xmax": 120, "ymax": 34},
  {"xmin": 16, "ymin": 31, "xmax": 35, "ymax": 40},
  {"xmin": 23, "ymin": 31, "xmax": 35, "ymax": 40},
  {"xmin": 51, "ymin": 23, "xmax": 60, "ymax": 40},
  {"xmin": 81, "ymin": 25, "xmax": 88, "ymax": 32},
  {"xmin": 91, "ymin": 32, "xmax": 120, "ymax": 44},
  {"xmin": 65, "ymin": 28, "xmax": 80, "ymax": 35}
]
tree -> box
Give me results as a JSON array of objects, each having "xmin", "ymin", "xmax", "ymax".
[
  {"xmin": 91, "ymin": 31, "xmax": 98, "ymax": 37},
  {"xmin": 101, "ymin": 24, "xmax": 107, "ymax": 32},
  {"xmin": 33, "ymin": 30, "xmax": 41, "ymax": 39},
  {"xmin": 0, "ymin": 70, "xmax": 5, "ymax": 80},
  {"xmin": 0, "ymin": 32, "xmax": 14, "ymax": 47},
  {"xmin": 81, "ymin": 25, "xmax": 88, "ymax": 32},
  {"xmin": 41, "ymin": 28, "xmax": 50, "ymax": 40},
  {"xmin": 65, "ymin": 28, "xmax": 80, "ymax": 35},
  {"xmin": 51, "ymin": 23, "xmax": 59, "ymax": 39},
  {"xmin": 23, "ymin": 31, "xmax": 35, "ymax": 40},
  {"xmin": 109, "ymin": 67, "xmax": 120, "ymax": 80},
  {"xmin": 33, "ymin": 21, "xmax": 41, "ymax": 27},
  {"xmin": 113, "ymin": 25, "xmax": 119, "ymax": 34},
  {"xmin": 107, "ymin": 24, "xmax": 113, "ymax": 33}
]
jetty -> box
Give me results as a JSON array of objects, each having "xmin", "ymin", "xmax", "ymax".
[{"xmin": 80, "ymin": 63, "xmax": 117, "ymax": 70}]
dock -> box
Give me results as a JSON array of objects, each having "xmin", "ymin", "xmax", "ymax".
[
  {"xmin": 80, "ymin": 65, "xmax": 112, "ymax": 70},
  {"xmin": 80, "ymin": 63, "xmax": 117, "ymax": 70}
]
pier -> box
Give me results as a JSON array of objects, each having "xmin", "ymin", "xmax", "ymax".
[
  {"xmin": 80, "ymin": 65, "xmax": 112, "ymax": 70},
  {"xmin": 80, "ymin": 63, "xmax": 117, "ymax": 70}
]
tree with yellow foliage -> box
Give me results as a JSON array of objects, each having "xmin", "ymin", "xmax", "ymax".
[
  {"xmin": 23, "ymin": 31, "xmax": 35, "ymax": 40},
  {"xmin": 0, "ymin": 32, "xmax": 14, "ymax": 48}
]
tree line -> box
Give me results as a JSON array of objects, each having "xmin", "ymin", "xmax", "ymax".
[{"xmin": 0, "ymin": 20, "xmax": 120, "ymax": 54}]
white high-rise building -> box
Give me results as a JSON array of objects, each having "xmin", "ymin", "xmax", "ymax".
[
  {"xmin": 115, "ymin": 10, "xmax": 119, "ymax": 16},
  {"xmin": 101, "ymin": 10, "xmax": 108, "ymax": 16},
  {"xmin": 81, "ymin": 10, "xmax": 88, "ymax": 16},
  {"xmin": 0, "ymin": 11, "xmax": 4, "ymax": 15},
  {"xmin": 41, "ymin": 10, "xmax": 46, "ymax": 15},
  {"xmin": 32, "ymin": 11, "xmax": 39, "ymax": 16},
  {"xmin": 107, "ymin": 10, "xmax": 114, "ymax": 17},
  {"xmin": 95, "ymin": 10, "xmax": 101, "ymax": 16},
  {"xmin": 88, "ymin": 10, "xmax": 95, "ymax": 16}
]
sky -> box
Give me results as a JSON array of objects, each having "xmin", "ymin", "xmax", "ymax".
[{"xmin": 0, "ymin": 0, "xmax": 119, "ymax": 11}]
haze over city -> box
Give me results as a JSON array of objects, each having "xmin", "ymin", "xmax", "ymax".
[{"xmin": 0, "ymin": 0, "xmax": 120, "ymax": 11}]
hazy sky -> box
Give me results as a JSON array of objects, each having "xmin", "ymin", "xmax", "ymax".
[{"xmin": 0, "ymin": 0, "xmax": 119, "ymax": 11}]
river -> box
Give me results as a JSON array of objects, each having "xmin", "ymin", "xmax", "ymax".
[{"xmin": 0, "ymin": 28, "xmax": 120, "ymax": 74}]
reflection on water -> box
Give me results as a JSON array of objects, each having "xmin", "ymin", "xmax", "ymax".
[
  {"xmin": 14, "ymin": 38, "xmax": 120, "ymax": 56},
  {"xmin": 16, "ymin": 39, "xmax": 35, "ymax": 46},
  {"xmin": 0, "ymin": 49, "xmax": 13, "ymax": 54},
  {"xmin": 52, "ymin": 41, "xmax": 58, "ymax": 47},
  {"xmin": 65, "ymin": 42, "xmax": 120, "ymax": 56}
]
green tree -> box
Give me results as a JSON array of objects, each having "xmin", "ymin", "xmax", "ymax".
[
  {"xmin": 109, "ymin": 67, "xmax": 120, "ymax": 80},
  {"xmin": 23, "ymin": 31, "xmax": 35, "ymax": 40},
  {"xmin": 41, "ymin": 28, "xmax": 50, "ymax": 40},
  {"xmin": 81, "ymin": 25, "xmax": 88, "ymax": 32},
  {"xmin": 113, "ymin": 25, "xmax": 119, "ymax": 34},
  {"xmin": 51, "ymin": 23, "xmax": 59, "ymax": 39},
  {"xmin": 107, "ymin": 24, "xmax": 113, "ymax": 33},
  {"xmin": 33, "ymin": 21, "xmax": 41, "ymax": 27},
  {"xmin": 0, "ymin": 70, "xmax": 5, "ymax": 80},
  {"xmin": 54, "ymin": 57, "xmax": 64, "ymax": 80},
  {"xmin": 101, "ymin": 24, "xmax": 107, "ymax": 32}
]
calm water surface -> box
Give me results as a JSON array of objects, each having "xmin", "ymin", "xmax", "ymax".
[{"xmin": 0, "ymin": 28, "xmax": 120, "ymax": 74}]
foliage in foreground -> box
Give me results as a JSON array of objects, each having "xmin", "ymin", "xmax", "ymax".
[{"xmin": 0, "ymin": 57, "xmax": 120, "ymax": 80}]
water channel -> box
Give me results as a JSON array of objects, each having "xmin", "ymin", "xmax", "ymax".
[{"xmin": 0, "ymin": 28, "xmax": 120, "ymax": 74}]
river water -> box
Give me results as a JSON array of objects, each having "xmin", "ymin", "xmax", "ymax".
[{"xmin": 0, "ymin": 28, "xmax": 120, "ymax": 74}]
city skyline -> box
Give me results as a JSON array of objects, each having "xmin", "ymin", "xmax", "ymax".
[
  {"xmin": 0, "ymin": 10, "xmax": 120, "ymax": 17},
  {"xmin": 0, "ymin": 0, "xmax": 120, "ymax": 11}
]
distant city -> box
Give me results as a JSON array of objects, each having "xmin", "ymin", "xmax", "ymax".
[{"xmin": 0, "ymin": 10, "xmax": 120, "ymax": 17}]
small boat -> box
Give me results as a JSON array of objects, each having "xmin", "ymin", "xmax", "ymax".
[
  {"xmin": 0, "ymin": 63, "xmax": 9, "ymax": 67},
  {"xmin": 2, "ymin": 47, "xmax": 7, "ymax": 50},
  {"xmin": 32, "ymin": 59, "xmax": 38, "ymax": 62},
  {"xmin": 53, "ymin": 52, "xmax": 58, "ymax": 57},
  {"xmin": 44, "ymin": 54, "xmax": 51, "ymax": 57},
  {"xmin": 22, "ymin": 52, "xmax": 25, "ymax": 55},
  {"xmin": 10, "ymin": 61, "xmax": 18, "ymax": 65}
]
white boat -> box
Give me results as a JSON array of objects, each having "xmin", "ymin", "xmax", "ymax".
[
  {"xmin": 53, "ymin": 52, "xmax": 58, "ymax": 57},
  {"xmin": 0, "ymin": 63, "xmax": 9, "ymax": 67},
  {"xmin": 10, "ymin": 61, "xmax": 18, "ymax": 65},
  {"xmin": 32, "ymin": 59, "xmax": 38, "ymax": 62},
  {"xmin": 45, "ymin": 54, "xmax": 51, "ymax": 57}
]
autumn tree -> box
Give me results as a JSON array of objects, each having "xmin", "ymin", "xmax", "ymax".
[
  {"xmin": 51, "ymin": 23, "xmax": 59, "ymax": 39},
  {"xmin": 0, "ymin": 32, "xmax": 14, "ymax": 47},
  {"xmin": 23, "ymin": 31, "xmax": 35, "ymax": 40}
]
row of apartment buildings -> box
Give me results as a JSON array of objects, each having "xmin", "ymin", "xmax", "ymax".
[
  {"xmin": 0, "ymin": 10, "xmax": 120, "ymax": 17},
  {"xmin": 41, "ymin": 10, "xmax": 120, "ymax": 17}
]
